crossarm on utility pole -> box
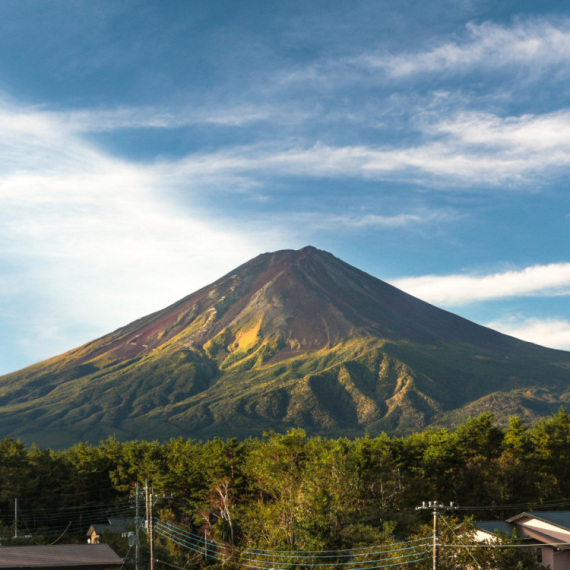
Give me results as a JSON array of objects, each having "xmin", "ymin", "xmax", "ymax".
[{"xmin": 416, "ymin": 500, "xmax": 459, "ymax": 570}]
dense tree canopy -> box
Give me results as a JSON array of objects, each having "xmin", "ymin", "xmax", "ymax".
[{"xmin": 3, "ymin": 411, "xmax": 570, "ymax": 569}]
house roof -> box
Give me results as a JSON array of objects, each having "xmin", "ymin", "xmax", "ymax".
[
  {"xmin": 474, "ymin": 521, "xmax": 516, "ymax": 536},
  {"xmin": 86, "ymin": 524, "xmax": 116, "ymax": 536},
  {"xmin": 107, "ymin": 519, "xmax": 130, "ymax": 527},
  {"xmin": 516, "ymin": 526, "xmax": 570, "ymax": 550},
  {"xmin": 507, "ymin": 511, "xmax": 570, "ymax": 532},
  {"xmin": 0, "ymin": 544, "xmax": 122, "ymax": 568},
  {"xmin": 86, "ymin": 518, "xmax": 131, "ymax": 536}
]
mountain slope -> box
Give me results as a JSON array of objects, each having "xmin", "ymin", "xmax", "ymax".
[{"xmin": 1, "ymin": 246, "xmax": 569, "ymax": 447}]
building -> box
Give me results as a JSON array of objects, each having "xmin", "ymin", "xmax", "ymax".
[
  {"xmin": 470, "ymin": 520, "xmax": 518, "ymax": 542},
  {"xmin": 86, "ymin": 518, "xmax": 131, "ymax": 545},
  {"xmin": 0, "ymin": 544, "xmax": 122, "ymax": 570},
  {"xmin": 470, "ymin": 511, "xmax": 570, "ymax": 569}
]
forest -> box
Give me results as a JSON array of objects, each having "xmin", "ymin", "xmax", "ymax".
[{"xmin": 3, "ymin": 409, "xmax": 570, "ymax": 569}]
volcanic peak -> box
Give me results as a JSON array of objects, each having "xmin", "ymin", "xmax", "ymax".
[
  {"xmin": 45, "ymin": 246, "xmax": 537, "ymax": 370},
  {"xmin": 2, "ymin": 246, "xmax": 570, "ymax": 447}
]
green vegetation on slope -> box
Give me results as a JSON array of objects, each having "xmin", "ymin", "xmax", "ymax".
[{"xmin": 1, "ymin": 333, "xmax": 570, "ymax": 448}]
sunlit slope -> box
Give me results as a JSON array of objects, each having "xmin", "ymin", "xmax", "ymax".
[{"xmin": 1, "ymin": 246, "xmax": 569, "ymax": 447}]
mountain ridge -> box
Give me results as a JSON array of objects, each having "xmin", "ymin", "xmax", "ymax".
[{"xmin": 1, "ymin": 246, "xmax": 569, "ymax": 447}]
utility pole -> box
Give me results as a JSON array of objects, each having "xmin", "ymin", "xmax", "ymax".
[
  {"xmin": 144, "ymin": 481, "xmax": 153, "ymax": 570},
  {"xmin": 14, "ymin": 498, "xmax": 18, "ymax": 540},
  {"xmin": 149, "ymin": 488, "xmax": 154, "ymax": 570},
  {"xmin": 143, "ymin": 482, "xmax": 173, "ymax": 570},
  {"xmin": 416, "ymin": 501, "xmax": 458, "ymax": 570},
  {"xmin": 135, "ymin": 483, "xmax": 140, "ymax": 570}
]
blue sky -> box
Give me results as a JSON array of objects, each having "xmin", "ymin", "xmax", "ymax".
[{"xmin": 2, "ymin": 0, "xmax": 570, "ymax": 374}]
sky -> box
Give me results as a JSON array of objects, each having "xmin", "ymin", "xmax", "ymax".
[{"xmin": 2, "ymin": 0, "xmax": 570, "ymax": 375}]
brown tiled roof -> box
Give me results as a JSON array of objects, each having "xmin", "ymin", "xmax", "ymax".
[{"xmin": 0, "ymin": 544, "xmax": 122, "ymax": 568}]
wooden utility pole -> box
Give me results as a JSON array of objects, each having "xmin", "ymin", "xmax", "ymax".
[
  {"xmin": 143, "ymin": 481, "xmax": 173, "ymax": 570},
  {"xmin": 144, "ymin": 481, "xmax": 153, "ymax": 570},
  {"xmin": 14, "ymin": 498, "xmax": 18, "ymax": 539},
  {"xmin": 149, "ymin": 489, "xmax": 154, "ymax": 570},
  {"xmin": 416, "ymin": 501, "xmax": 459, "ymax": 570},
  {"xmin": 135, "ymin": 483, "xmax": 140, "ymax": 570}
]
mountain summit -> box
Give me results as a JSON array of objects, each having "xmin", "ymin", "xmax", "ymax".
[{"xmin": 1, "ymin": 247, "xmax": 570, "ymax": 447}]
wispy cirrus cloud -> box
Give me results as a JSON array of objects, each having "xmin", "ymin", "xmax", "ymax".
[
  {"xmin": 361, "ymin": 19, "xmax": 570, "ymax": 78},
  {"xmin": 51, "ymin": 105, "xmax": 279, "ymax": 132},
  {"xmin": 0, "ymin": 98, "xmax": 276, "ymax": 367},
  {"xmin": 487, "ymin": 317, "xmax": 570, "ymax": 351},
  {"xmin": 12, "ymin": 100, "xmax": 570, "ymax": 193},
  {"xmin": 328, "ymin": 212, "xmax": 446, "ymax": 228},
  {"xmin": 430, "ymin": 110, "xmax": 570, "ymax": 152},
  {"xmin": 300, "ymin": 209, "xmax": 455, "ymax": 230},
  {"xmin": 391, "ymin": 263, "xmax": 570, "ymax": 307},
  {"xmin": 152, "ymin": 106, "xmax": 570, "ymax": 187}
]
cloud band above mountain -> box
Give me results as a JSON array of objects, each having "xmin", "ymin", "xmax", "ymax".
[{"xmin": 391, "ymin": 263, "xmax": 570, "ymax": 306}]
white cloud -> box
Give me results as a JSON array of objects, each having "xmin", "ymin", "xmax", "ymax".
[
  {"xmin": 0, "ymin": 99, "xmax": 277, "ymax": 369},
  {"xmin": 391, "ymin": 263, "xmax": 570, "ymax": 306},
  {"xmin": 431, "ymin": 110, "xmax": 570, "ymax": 152},
  {"xmin": 362, "ymin": 19, "xmax": 570, "ymax": 77},
  {"xmin": 299, "ymin": 210, "xmax": 454, "ymax": 230},
  {"xmin": 331, "ymin": 212, "xmax": 437, "ymax": 228},
  {"xmin": 56, "ymin": 105, "xmax": 275, "ymax": 132},
  {"xmin": 7, "ymin": 103, "xmax": 569, "ymax": 206},
  {"xmin": 40, "ymin": 103, "xmax": 313, "ymax": 133},
  {"xmin": 152, "ymin": 105, "xmax": 570, "ymax": 187},
  {"xmin": 487, "ymin": 317, "xmax": 570, "ymax": 352}
]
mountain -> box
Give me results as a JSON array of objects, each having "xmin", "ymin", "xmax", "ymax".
[{"xmin": 1, "ymin": 246, "xmax": 570, "ymax": 447}]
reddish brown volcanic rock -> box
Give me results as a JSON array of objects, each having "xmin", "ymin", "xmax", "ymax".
[{"xmin": 70, "ymin": 246, "xmax": 519, "ymax": 365}]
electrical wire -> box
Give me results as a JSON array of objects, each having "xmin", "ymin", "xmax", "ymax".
[
  {"xmin": 7, "ymin": 503, "xmax": 135, "ymax": 541},
  {"xmin": 441, "ymin": 543, "xmax": 564, "ymax": 549},
  {"xmin": 439, "ymin": 515, "xmax": 483, "ymax": 569},
  {"xmin": 17, "ymin": 499, "xmax": 130, "ymax": 512},
  {"xmin": 155, "ymin": 525, "xmax": 429, "ymax": 569},
  {"xmin": 157, "ymin": 528, "xmax": 427, "ymax": 566},
  {"xmin": 49, "ymin": 522, "xmax": 72, "ymax": 545},
  {"xmin": 457, "ymin": 498, "xmax": 570, "ymax": 511},
  {"xmin": 155, "ymin": 559, "xmax": 194, "ymax": 570},
  {"xmin": 155, "ymin": 527, "xmax": 428, "ymax": 570},
  {"xmin": 16, "ymin": 514, "xmax": 134, "ymax": 535},
  {"xmin": 156, "ymin": 519, "xmax": 430, "ymax": 552},
  {"xmin": 166, "ymin": 493, "xmax": 570, "ymax": 516},
  {"xmin": 15, "ymin": 502, "xmax": 132, "ymax": 516},
  {"xmin": 17, "ymin": 507, "xmax": 133, "ymax": 524},
  {"xmin": 156, "ymin": 520, "xmax": 430, "ymax": 559},
  {"xmin": 12, "ymin": 506, "xmax": 133, "ymax": 528},
  {"xmin": 155, "ymin": 525, "xmax": 422, "ymax": 565},
  {"xmin": 120, "ymin": 544, "xmax": 133, "ymax": 570}
]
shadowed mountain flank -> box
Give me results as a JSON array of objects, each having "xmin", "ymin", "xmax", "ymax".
[{"xmin": 1, "ymin": 246, "xmax": 569, "ymax": 447}]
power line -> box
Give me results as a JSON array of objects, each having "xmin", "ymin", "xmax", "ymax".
[
  {"xmin": 49, "ymin": 522, "xmax": 72, "ymax": 545},
  {"xmin": 157, "ymin": 526, "xmax": 428, "ymax": 564},
  {"xmin": 154, "ymin": 522, "xmax": 430, "ymax": 569},
  {"xmin": 157, "ymin": 519, "xmax": 429, "ymax": 552},
  {"xmin": 458, "ymin": 498, "xmax": 570, "ymax": 511},
  {"xmin": 439, "ymin": 515, "xmax": 483, "ymax": 570},
  {"xmin": 155, "ymin": 527, "xmax": 428, "ymax": 570},
  {"xmin": 440, "ymin": 542, "xmax": 568, "ymax": 549},
  {"xmin": 156, "ymin": 520, "xmax": 430, "ymax": 558}
]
